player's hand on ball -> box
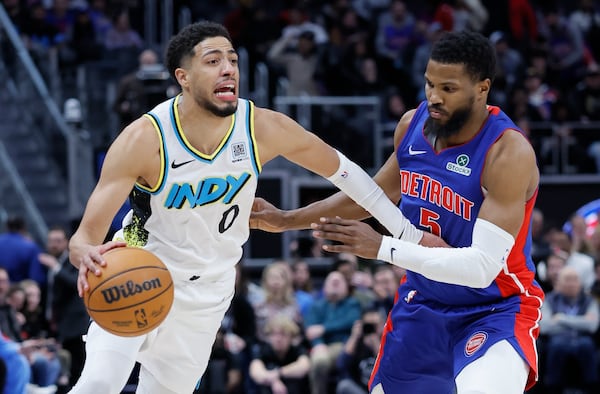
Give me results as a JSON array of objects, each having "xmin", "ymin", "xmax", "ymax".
[
  {"xmin": 311, "ymin": 217, "xmax": 383, "ymax": 260},
  {"xmin": 75, "ymin": 241, "xmax": 127, "ymax": 297}
]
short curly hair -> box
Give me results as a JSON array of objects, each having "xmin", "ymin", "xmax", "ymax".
[
  {"xmin": 166, "ymin": 21, "xmax": 233, "ymax": 81},
  {"xmin": 430, "ymin": 31, "xmax": 496, "ymax": 83}
]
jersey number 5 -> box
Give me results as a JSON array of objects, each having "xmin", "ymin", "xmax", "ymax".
[{"xmin": 420, "ymin": 207, "xmax": 441, "ymax": 236}]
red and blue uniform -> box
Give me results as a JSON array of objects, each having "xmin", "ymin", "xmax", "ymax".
[{"xmin": 369, "ymin": 102, "xmax": 544, "ymax": 393}]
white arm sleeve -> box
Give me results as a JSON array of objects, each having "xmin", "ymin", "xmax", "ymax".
[
  {"xmin": 326, "ymin": 150, "xmax": 423, "ymax": 243},
  {"xmin": 376, "ymin": 218, "xmax": 515, "ymax": 288}
]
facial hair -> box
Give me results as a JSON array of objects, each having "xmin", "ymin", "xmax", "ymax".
[
  {"xmin": 425, "ymin": 97, "xmax": 474, "ymax": 140},
  {"xmin": 194, "ymin": 93, "xmax": 237, "ymax": 117}
]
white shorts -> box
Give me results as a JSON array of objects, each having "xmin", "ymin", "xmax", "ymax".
[{"xmin": 83, "ymin": 269, "xmax": 235, "ymax": 393}]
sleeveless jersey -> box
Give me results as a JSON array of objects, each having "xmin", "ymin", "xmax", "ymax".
[
  {"xmin": 396, "ymin": 101, "xmax": 544, "ymax": 306},
  {"xmin": 123, "ymin": 95, "xmax": 261, "ymax": 282}
]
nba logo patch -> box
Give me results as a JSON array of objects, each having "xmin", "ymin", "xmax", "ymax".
[
  {"xmin": 464, "ymin": 331, "xmax": 487, "ymax": 357},
  {"xmin": 231, "ymin": 142, "xmax": 248, "ymax": 162}
]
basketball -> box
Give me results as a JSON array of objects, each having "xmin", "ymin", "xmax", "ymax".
[{"xmin": 84, "ymin": 247, "xmax": 174, "ymax": 337}]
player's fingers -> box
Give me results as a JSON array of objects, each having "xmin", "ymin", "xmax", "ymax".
[
  {"xmin": 98, "ymin": 241, "xmax": 127, "ymax": 256},
  {"xmin": 77, "ymin": 264, "xmax": 89, "ymax": 297},
  {"xmin": 311, "ymin": 228, "xmax": 350, "ymax": 243},
  {"xmin": 318, "ymin": 216, "xmax": 350, "ymax": 225},
  {"xmin": 321, "ymin": 243, "xmax": 353, "ymax": 254}
]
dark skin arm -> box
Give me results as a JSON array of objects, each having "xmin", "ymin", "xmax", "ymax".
[
  {"xmin": 250, "ymin": 109, "xmax": 446, "ymax": 247},
  {"xmin": 310, "ymin": 129, "xmax": 539, "ymax": 259}
]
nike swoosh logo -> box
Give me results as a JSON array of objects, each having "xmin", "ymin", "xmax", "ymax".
[
  {"xmin": 171, "ymin": 159, "xmax": 194, "ymax": 169},
  {"xmin": 408, "ymin": 145, "xmax": 427, "ymax": 155},
  {"xmin": 390, "ymin": 247, "xmax": 396, "ymax": 261}
]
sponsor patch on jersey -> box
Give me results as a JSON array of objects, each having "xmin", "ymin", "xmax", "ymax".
[
  {"xmin": 446, "ymin": 154, "xmax": 471, "ymax": 176},
  {"xmin": 464, "ymin": 331, "xmax": 488, "ymax": 357},
  {"xmin": 231, "ymin": 142, "xmax": 248, "ymax": 162}
]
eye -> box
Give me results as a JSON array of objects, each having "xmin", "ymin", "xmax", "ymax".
[
  {"xmin": 207, "ymin": 58, "xmax": 220, "ymax": 65},
  {"xmin": 230, "ymin": 58, "xmax": 238, "ymax": 65},
  {"xmin": 443, "ymin": 86, "xmax": 456, "ymax": 92}
]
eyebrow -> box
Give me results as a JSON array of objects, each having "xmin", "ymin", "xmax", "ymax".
[{"xmin": 201, "ymin": 48, "xmax": 238, "ymax": 58}]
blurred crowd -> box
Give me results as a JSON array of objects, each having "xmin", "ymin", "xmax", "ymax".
[
  {"xmin": 2, "ymin": 205, "xmax": 600, "ymax": 394},
  {"xmin": 2, "ymin": 0, "xmax": 600, "ymax": 173},
  {"xmin": 2, "ymin": 0, "xmax": 600, "ymax": 393}
]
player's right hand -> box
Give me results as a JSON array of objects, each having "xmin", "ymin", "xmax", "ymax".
[
  {"xmin": 250, "ymin": 197, "xmax": 287, "ymax": 232},
  {"xmin": 74, "ymin": 241, "xmax": 127, "ymax": 297}
]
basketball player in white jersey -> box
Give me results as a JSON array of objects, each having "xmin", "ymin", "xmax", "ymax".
[{"xmin": 68, "ymin": 21, "xmax": 420, "ymax": 394}]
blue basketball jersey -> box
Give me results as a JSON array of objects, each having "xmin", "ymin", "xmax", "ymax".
[{"xmin": 396, "ymin": 101, "xmax": 540, "ymax": 306}]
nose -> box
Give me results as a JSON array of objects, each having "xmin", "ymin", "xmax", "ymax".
[
  {"xmin": 222, "ymin": 59, "xmax": 236, "ymax": 76},
  {"xmin": 427, "ymin": 88, "xmax": 442, "ymax": 105}
]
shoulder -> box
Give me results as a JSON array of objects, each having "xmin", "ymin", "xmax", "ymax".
[
  {"xmin": 253, "ymin": 106, "xmax": 297, "ymax": 132},
  {"xmin": 393, "ymin": 108, "xmax": 418, "ymax": 147},
  {"xmin": 113, "ymin": 116, "xmax": 160, "ymax": 153},
  {"xmin": 487, "ymin": 129, "xmax": 536, "ymax": 168}
]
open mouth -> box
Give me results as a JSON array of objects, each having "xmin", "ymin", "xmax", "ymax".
[{"xmin": 215, "ymin": 83, "xmax": 236, "ymax": 98}]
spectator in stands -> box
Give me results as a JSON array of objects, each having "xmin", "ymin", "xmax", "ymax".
[
  {"xmin": 537, "ymin": 248, "xmax": 569, "ymax": 293},
  {"xmin": 539, "ymin": 4, "xmax": 586, "ymax": 88},
  {"xmin": 305, "ymin": 270, "xmax": 361, "ymax": 394},
  {"xmin": 332, "ymin": 254, "xmax": 374, "ymax": 309},
  {"xmin": 523, "ymin": 66, "xmax": 559, "ymax": 122},
  {"xmin": 0, "ymin": 330, "xmax": 30, "ymax": 394},
  {"xmin": 568, "ymin": 0, "xmax": 600, "ymax": 62},
  {"xmin": 336, "ymin": 307, "xmax": 385, "ymax": 394},
  {"xmin": 530, "ymin": 207, "xmax": 552, "ymax": 265},
  {"xmin": 19, "ymin": 280, "xmax": 49, "ymax": 340},
  {"xmin": 489, "ymin": 30, "xmax": 524, "ymax": 107},
  {"xmin": 540, "ymin": 266, "xmax": 599, "ymax": 394},
  {"xmin": 6, "ymin": 284, "xmax": 26, "ymax": 327},
  {"xmin": 0, "ymin": 216, "xmax": 46, "ymax": 290},
  {"xmin": 267, "ymin": 28, "xmax": 321, "ymax": 96},
  {"xmin": 102, "ymin": 9, "xmax": 143, "ymax": 78},
  {"xmin": 195, "ymin": 328, "xmax": 243, "ymax": 394},
  {"xmin": 452, "ymin": 0, "xmax": 488, "ymax": 32},
  {"xmin": 88, "ymin": 0, "xmax": 113, "ymax": 44},
  {"xmin": 374, "ymin": 0, "xmax": 416, "ymax": 90},
  {"xmin": 290, "ymin": 259, "xmax": 316, "ymax": 320},
  {"xmin": 44, "ymin": 0, "xmax": 76, "ymax": 36},
  {"xmin": 549, "ymin": 229, "xmax": 596, "ymax": 292},
  {"xmin": 569, "ymin": 213, "xmax": 596, "ymax": 256},
  {"xmin": 569, "ymin": 63, "xmax": 600, "ymax": 122},
  {"xmin": 249, "ymin": 315, "xmax": 310, "ymax": 394},
  {"xmin": 411, "ymin": 21, "xmax": 444, "ymax": 102},
  {"xmin": 39, "ymin": 226, "xmax": 88, "ymax": 389},
  {"xmin": 254, "ymin": 261, "xmax": 302, "ymax": 343},
  {"xmin": 66, "ymin": 6, "xmax": 103, "ymax": 66},
  {"xmin": 103, "ymin": 9, "xmax": 143, "ymax": 51},
  {"xmin": 221, "ymin": 262, "xmax": 258, "ymax": 394},
  {"xmin": 0, "ymin": 268, "xmax": 22, "ymax": 343},
  {"xmin": 371, "ymin": 264, "xmax": 397, "ymax": 317},
  {"xmin": 113, "ymin": 48, "xmax": 174, "ymax": 131}
]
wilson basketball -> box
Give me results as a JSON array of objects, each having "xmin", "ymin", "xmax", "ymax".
[{"xmin": 84, "ymin": 247, "xmax": 174, "ymax": 337}]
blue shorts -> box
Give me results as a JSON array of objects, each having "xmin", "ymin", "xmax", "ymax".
[{"xmin": 369, "ymin": 285, "xmax": 537, "ymax": 393}]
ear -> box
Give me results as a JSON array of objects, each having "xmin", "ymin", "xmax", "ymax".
[
  {"xmin": 478, "ymin": 79, "xmax": 491, "ymax": 97},
  {"xmin": 174, "ymin": 68, "xmax": 188, "ymax": 88}
]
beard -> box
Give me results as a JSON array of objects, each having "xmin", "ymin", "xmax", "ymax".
[
  {"xmin": 194, "ymin": 94, "xmax": 237, "ymax": 117},
  {"xmin": 425, "ymin": 97, "xmax": 474, "ymax": 140}
]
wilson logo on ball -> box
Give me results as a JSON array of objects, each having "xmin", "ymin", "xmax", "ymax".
[{"xmin": 101, "ymin": 278, "xmax": 164, "ymax": 304}]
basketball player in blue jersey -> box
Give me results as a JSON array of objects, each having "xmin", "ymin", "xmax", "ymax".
[
  {"xmin": 67, "ymin": 21, "xmax": 418, "ymax": 394},
  {"xmin": 251, "ymin": 31, "xmax": 544, "ymax": 393}
]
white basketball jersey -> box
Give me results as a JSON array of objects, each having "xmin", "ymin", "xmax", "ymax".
[{"xmin": 123, "ymin": 95, "xmax": 261, "ymax": 282}]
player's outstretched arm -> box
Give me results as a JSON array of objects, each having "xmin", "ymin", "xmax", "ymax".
[
  {"xmin": 69, "ymin": 117, "xmax": 159, "ymax": 296},
  {"xmin": 251, "ymin": 108, "xmax": 420, "ymax": 241},
  {"xmin": 312, "ymin": 130, "xmax": 538, "ymax": 288}
]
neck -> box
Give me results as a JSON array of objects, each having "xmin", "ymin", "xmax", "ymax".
[{"xmin": 437, "ymin": 105, "xmax": 489, "ymax": 149}]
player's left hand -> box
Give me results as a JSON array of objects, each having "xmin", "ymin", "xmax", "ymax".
[{"xmin": 311, "ymin": 217, "xmax": 383, "ymax": 260}]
